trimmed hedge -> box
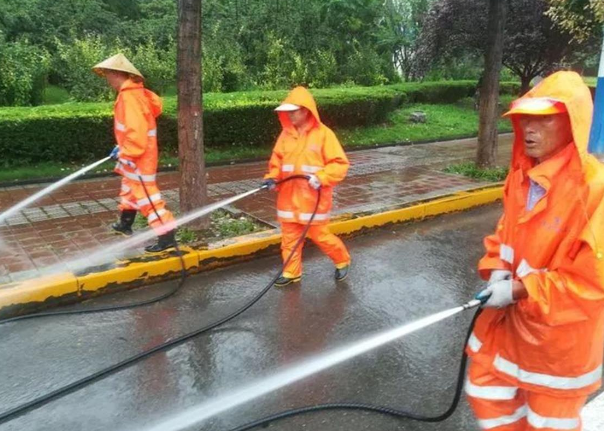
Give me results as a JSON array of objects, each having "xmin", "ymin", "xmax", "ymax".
[{"xmin": 0, "ymin": 81, "xmax": 520, "ymax": 165}]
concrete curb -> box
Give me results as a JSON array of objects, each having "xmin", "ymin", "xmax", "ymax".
[{"xmin": 0, "ymin": 184, "xmax": 503, "ymax": 318}]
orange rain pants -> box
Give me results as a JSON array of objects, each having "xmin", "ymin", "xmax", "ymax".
[
  {"xmin": 467, "ymin": 361, "xmax": 587, "ymax": 431},
  {"xmin": 117, "ymin": 177, "xmax": 174, "ymax": 234},
  {"xmin": 281, "ymin": 222, "xmax": 350, "ymax": 279}
]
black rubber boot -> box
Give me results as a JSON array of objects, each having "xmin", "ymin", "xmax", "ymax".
[
  {"xmin": 145, "ymin": 230, "xmax": 177, "ymax": 253},
  {"xmin": 335, "ymin": 264, "xmax": 350, "ymax": 282},
  {"xmin": 274, "ymin": 275, "xmax": 301, "ymax": 287},
  {"xmin": 111, "ymin": 210, "xmax": 137, "ymax": 236}
]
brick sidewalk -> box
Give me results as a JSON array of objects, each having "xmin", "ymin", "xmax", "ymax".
[{"xmin": 0, "ymin": 135, "xmax": 512, "ymax": 282}]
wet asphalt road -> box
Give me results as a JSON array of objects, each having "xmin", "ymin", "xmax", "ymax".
[{"xmin": 1, "ymin": 204, "xmax": 596, "ymax": 431}]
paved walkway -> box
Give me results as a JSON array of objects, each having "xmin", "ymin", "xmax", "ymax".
[{"xmin": 0, "ymin": 135, "xmax": 512, "ymax": 282}]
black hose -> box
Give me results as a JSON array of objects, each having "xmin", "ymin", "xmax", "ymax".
[
  {"xmin": 0, "ymin": 174, "xmax": 189, "ymax": 325},
  {"xmin": 0, "ymin": 279, "xmax": 186, "ymax": 324},
  {"xmin": 0, "ymin": 175, "xmax": 309, "ymax": 325},
  {"xmin": 227, "ymin": 308, "xmax": 482, "ymax": 431},
  {"xmin": 0, "ymin": 175, "xmax": 318, "ymax": 425}
]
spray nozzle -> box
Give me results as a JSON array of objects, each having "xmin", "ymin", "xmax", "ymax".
[
  {"xmin": 459, "ymin": 288, "xmax": 492, "ymax": 310},
  {"xmin": 474, "ymin": 288, "xmax": 492, "ymax": 305}
]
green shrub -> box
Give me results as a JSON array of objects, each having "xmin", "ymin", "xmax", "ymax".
[
  {"xmin": 396, "ymin": 81, "xmax": 474, "ymax": 104},
  {"xmin": 500, "ymin": 82, "xmax": 522, "ymax": 96},
  {"xmin": 425, "ymin": 54, "xmax": 485, "ymax": 81},
  {"xmin": 341, "ymin": 40, "xmax": 391, "ymax": 87},
  {"xmin": 0, "ymin": 35, "xmax": 51, "ymax": 106},
  {"xmin": 54, "ymin": 35, "xmax": 118, "ymax": 102},
  {"xmin": 400, "ymin": 81, "xmax": 521, "ymax": 103},
  {"xmin": 128, "ymin": 37, "xmax": 176, "ymax": 95},
  {"xmin": 308, "ymin": 50, "xmax": 339, "ymax": 89},
  {"xmin": 0, "ymin": 104, "xmax": 114, "ymax": 165},
  {"xmin": 202, "ymin": 28, "xmax": 249, "ymax": 93},
  {"xmin": 43, "ymin": 85, "xmax": 71, "ymax": 105},
  {"xmin": 54, "ymin": 35, "xmax": 177, "ymax": 102},
  {"xmin": 202, "ymin": 51, "xmax": 226, "ymax": 93},
  {"xmin": 260, "ymin": 33, "xmax": 294, "ymax": 90},
  {"xmin": 0, "ymin": 81, "xmax": 520, "ymax": 165}
]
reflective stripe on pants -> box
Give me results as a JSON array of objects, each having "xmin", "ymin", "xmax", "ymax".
[
  {"xmin": 280, "ymin": 222, "xmax": 350, "ymax": 278},
  {"xmin": 467, "ymin": 361, "xmax": 587, "ymax": 430},
  {"xmin": 118, "ymin": 177, "xmax": 175, "ymax": 234},
  {"xmin": 467, "ymin": 334, "xmax": 602, "ymax": 391}
]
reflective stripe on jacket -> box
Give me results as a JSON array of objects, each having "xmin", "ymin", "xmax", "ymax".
[
  {"xmin": 469, "ymin": 71, "xmax": 604, "ymax": 397},
  {"xmin": 265, "ymin": 86, "xmax": 349, "ymax": 225}
]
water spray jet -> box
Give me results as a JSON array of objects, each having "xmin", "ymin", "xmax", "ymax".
[
  {"xmin": 19, "ymin": 187, "xmax": 263, "ymax": 280},
  {"xmin": 141, "ymin": 300, "xmax": 483, "ymax": 431},
  {"xmin": 0, "ymin": 157, "xmax": 111, "ymax": 225}
]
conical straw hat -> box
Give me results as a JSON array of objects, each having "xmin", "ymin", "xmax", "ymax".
[{"xmin": 92, "ymin": 53, "xmax": 144, "ymax": 79}]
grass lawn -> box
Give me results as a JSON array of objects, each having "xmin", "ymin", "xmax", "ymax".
[
  {"xmin": 339, "ymin": 96, "xmax": 513, "ymax": 146},
  {"xmin": 0, "ymin": 96, "xmax": 515, "ymax": 184},
  {"xmin": 444, "ymin": 162, "xmax": 509, "ymax": 182}
]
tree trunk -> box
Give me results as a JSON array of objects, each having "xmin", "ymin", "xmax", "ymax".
[
  {"xmin": 476, "ymin": 0, "xmax": 507, "ymax": 168},
  {"xmin": 520, "ymin": 75, "xmax": 532, "ymax": 95},
  {"xmin": 177, "ymin": 0, "xmax": 208, "ymax": 227}
]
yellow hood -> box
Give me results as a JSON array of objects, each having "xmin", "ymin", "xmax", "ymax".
[
  {"xmin": 277, "ymin": 86, "xmax": 321, "ymax": 131},
  {"xmin": 508, "ymin": 71, "xmax": 593, "ymax": 172}
]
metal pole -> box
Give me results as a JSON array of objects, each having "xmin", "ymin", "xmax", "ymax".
[{"xmin": 588, "ymin": 29, "xmax": 604, "ymax": 159}]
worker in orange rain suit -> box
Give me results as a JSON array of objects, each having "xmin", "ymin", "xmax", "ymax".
[
  {"xmin": 466, "ymin": 71, "xmax": 604, "ymax": 431},
  {"xmin": 92, "ymin": 53, "xmax": 177, "ymax": 253},
  {"xmin": 262, "ymin": 86, "xmax": 351, "ymax": 287}
]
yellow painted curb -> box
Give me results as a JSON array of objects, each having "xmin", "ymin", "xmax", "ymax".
[
  {"xmin": 78, "ymin": 246, "xmax": 199, "ymax": 295},
  {"xmin": 330, "ymin": 186, "xmax": 503, "ymax": 235},
  {"xmin": 197, "ymin": 231, "xmax": 281, "ymax": 270},
  {"xmin": 0, "ymin": 185, "xmax": 502, "ymax": 318},
  {"xmin": 0, "ymin": 272, "xmax": 78, "ymax": 317},
  {"xmin": 0, "ymin": 248, "xmax": 199, "ymax": 318}
]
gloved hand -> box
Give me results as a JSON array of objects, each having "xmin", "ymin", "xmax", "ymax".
[
  {"xmin": 307, "ymin": 174, "xmax": 321, "ymax": 190},
  {"xmin": 489, "ymin": 269, "xmax": 512, "ymax": 284},
  {"xmin": 476, "ymin": 279, "xmax": 515, "ymax": 308},
  {"xmin": 261, "ymin": 178, "xmax": 277, "ymax": 191},
  {"xmin": 109, "ymin": 146, "xmax": 120, "ymax": 161},
  {"xmin": 121, "ymin": 159, "xmax": 137, "ymax": 170}
]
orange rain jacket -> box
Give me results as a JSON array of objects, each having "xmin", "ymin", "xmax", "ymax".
[
  {"xmin": 265, "ymin": 87, "xmax": 349, "ymax": 224},
  {"xmin": 468, "ymin": 71, "xmax": 604, "ymax": 398},
  {"xmin": 113, "ymin": 79, "xmax": 163, "ymax": 183}
]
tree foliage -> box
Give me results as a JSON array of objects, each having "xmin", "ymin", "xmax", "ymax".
[
  {"xmin": 381, "ymin": 0, "xmax": 432, "ymax": 81},
  {"xmin": 0, "ymin": 0, "xmax": 435, "ymax": 105},
  {"xmin": 504, "ymin": 0, "xmax": 579, "ymax": 92},
  {"xmin": 2, "ymin": 0, "xmax": 599, "ymax": 106},
  {"xmin": 415, "ymin": 0, "xmax": 593, "ymax": 93},
  {"xmin": 202, "ymin": 0, "xmax": 400, "ymax": 89},
  {"xmin": 0, "ymin": 32, "xmax": 50, "ymax": 106},
  {"xmin": 545, "ymin": 0, "xmax": 604, "ymax": 42}
]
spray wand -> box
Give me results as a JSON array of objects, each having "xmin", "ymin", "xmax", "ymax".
[{"xmin": 222, "ymin": 295, "xmax": 489, "ymax": 431}]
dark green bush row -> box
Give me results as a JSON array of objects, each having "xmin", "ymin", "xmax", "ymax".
[{"xmin": 0, "ymin": 81, "xmax": 520, "ymax": 164}]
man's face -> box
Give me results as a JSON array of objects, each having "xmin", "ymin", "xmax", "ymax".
[
  {"xmin": 518, "ymin": 114, "xmax": 573, "ymax": 163},
  {"xmin": 287, "ymin": 108, "xmax": 311, "ymax": 128},
  {"xmin": 104, "ymin": 70, "xmax": 128, "ymax": 91}
]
